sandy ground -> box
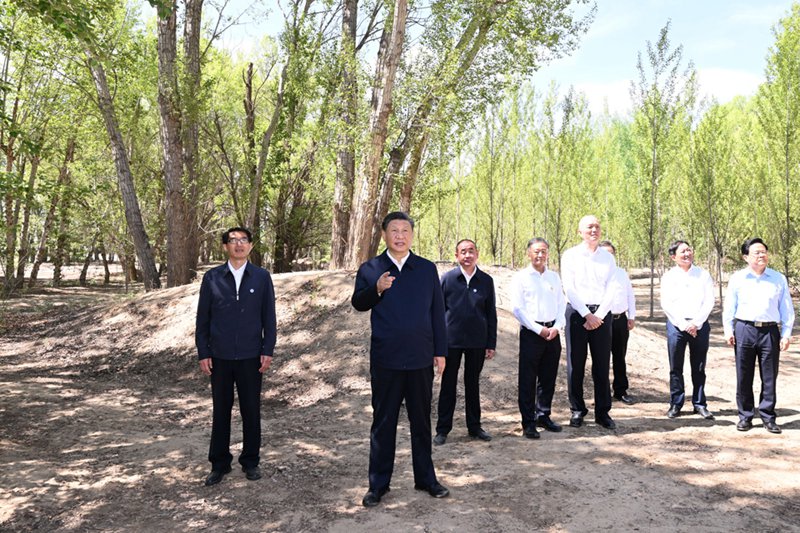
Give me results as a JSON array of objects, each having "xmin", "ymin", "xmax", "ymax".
[{"xmin": 1, "ymin": 264, "xmax": 799, "ymax": 532}]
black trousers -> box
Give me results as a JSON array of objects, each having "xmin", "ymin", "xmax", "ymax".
[
  {"xmin": 436, "ymin": 347, "xmax": 485, "ymax": 435},
  {"xmin": 565, "ymin": 305, "xmax": 612, "ymax": 418},
  {"xmin": 369, "ymin": 365, "xmax": 437, "ymax": 492},
  {"xmin": 666, "ymin": 320, "xmax": 709, "ymax": 408},
  {"xmin": 734, "ymin": 321, "xmax": 780, "ymax": 422},
  {"xmin": 518, "ymin": 327, "xmax": 561, "ymax": 429},
  {"xmin": 208, "ymin": 357, "xmax": 263, "ymax": 471},
  {"xmin": 610, "ymin": 314, "xmax": 630, "ymax": 397}
]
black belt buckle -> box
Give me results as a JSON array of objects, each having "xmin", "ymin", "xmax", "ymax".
[
  {"xmin": 612, "ymin": 313, "xmax": 625, "ymax": 319},
  {"xmin": 535, "ymin": 320, "xmax": 556, "ymax": 328},
  {"xmin": 754, "ymin": 321, "xmax": 777, "ymax": 328},
  {"xmin": 587, "ymin": 304, "xmax": 599, "ymax": 313}
]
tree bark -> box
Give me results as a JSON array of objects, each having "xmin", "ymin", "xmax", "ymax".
[
  {"xmin": 14, "ymin": 154, "xmax": 40, "ymax": 287},
  {"xmin": 86, "ymin": 50, "xmax": 160, "ymax": 290},
  {"xmin": 346, "ymin": 0, "xmax": 408, "ymax": 269},
  {"xmin": 157, "ymin": 0, "xmax": 194, "ymax": 287},
  {"xmin": 330, "ymin": 0, "xmax": 358, "ymax": 269}
]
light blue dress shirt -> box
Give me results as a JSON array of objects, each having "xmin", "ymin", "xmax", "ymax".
[{"xmin": 722, "ymin": 267, "xmax": 795, "ymax": 339}]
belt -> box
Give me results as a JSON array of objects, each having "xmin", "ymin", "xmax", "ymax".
[
  {"xmin": 535, "ymin": 320, "xmax": 556, "ymax": 328},
  {"xmin": 612, "ymin": 313, "xmax": 626, "ymax": 319},
  {"xmin": 737, "ymin": 319, "xmax": 778, "ymax": 328},
  {"xmin": 587, "ymin": 304, "xmax": 599, "ymax": 313}
]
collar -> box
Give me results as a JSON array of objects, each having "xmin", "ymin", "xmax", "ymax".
[
  {"xmin": 382, "ymin": 250, "xmax": 414, "ymax": 271},
  {"xmin": 524, "ymin": 264, "xmax": 548, "ymax": 276},
  {"xmin": 227, "ymin": 260, "xmax": 248, "ymax": 275}
]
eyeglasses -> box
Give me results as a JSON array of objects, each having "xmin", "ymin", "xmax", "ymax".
[{"xmin": 227, "ymin": 237, "xmax": 250, "ymax": 245}]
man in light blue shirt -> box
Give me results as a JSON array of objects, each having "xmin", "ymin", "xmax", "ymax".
[{"xmin": 722, "ymin": 238, "xmax": 795, "ymax": 434}]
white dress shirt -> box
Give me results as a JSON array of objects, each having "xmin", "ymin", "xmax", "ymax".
[
  {"xmin": 510, "ymin": 266, "xmax": 566, "ymax": 335},
  {"xmin": 722, "ymin": 267, "xmax": 795, "ymax": 339},
  {"xmin": 560, "ymin": 243, "xmax": 616, "ymax": 318},
  {"xmin": 228, "ymin": 260, "xmax": 247, "ymax": 297},
  {"xmin": 387, "ymin": 251, "xmax": 410, "ymax": 272},
  {"xmin": 660, "ymin": 264, "xmax": 715, "ymax": 331},
  {"xmin": 609, "ymin": 266, "xmax": 636, "ymax": 318},
  {"xmin": 460, "ymin": 265, "xmax": 476, "ymax": 286}
]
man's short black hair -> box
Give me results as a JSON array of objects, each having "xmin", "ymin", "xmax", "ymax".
[
  {"xmin": 222, "ymin": 227, "xmax": 253, "ymax": 244},
  {"xmin": 455, "ymin": 239, "xmax": 477, "ymax": 252},
  {"xmin": 741, "ymin": 237, "xmax": 768, "ymax": 256},
  {"xmin": 668, "ymin": 240, "xmax": 691, "ymax": 257},
  {"xmin": 527, "ymin": 237, "xmax": 549, "ymax": 249},
  {"xmin": 599, "ymin": 240, "xmax": 615, "ymax": 253},
  {"xmin": 381, "ymin": 211, "xmax": 415, "ymax": 231}
]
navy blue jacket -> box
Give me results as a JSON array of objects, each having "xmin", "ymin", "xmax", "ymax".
[
  {"xmin": 196, "ymin": 262, "xmax": 277, "ymax": 360},
  {"xmin": 441, "ymin": 266, "xmax": 497, "ymax": 350},
  {"xmin": 352, "ymin": 251, "xmax": 447, "ymax": 370}
]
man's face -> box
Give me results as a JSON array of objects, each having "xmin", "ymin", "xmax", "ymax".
[
  {"xmin": 527, "ymin": 242, "xmax": 549, "ymax": 272},
  {"xmin": 382, "ymin": 219, "xmax": 413, "ymax": 256},
  {"xmin": 456, "ymin": 241, "xmax": 478, "ymax": 271},
  {"xmin": 578, "ymin": 216, "xmax": 602, "ymax": 245},
  {"xmin": 223, "ymin": 231, "xmax": 252, "ymax": 261},
  {"xmin": 744, "ymin": 242, "xmax": 769, "ymax": 271},
  {"xmin": 670, "ymin": 242, "xmax": 694, "ymax": 269}
]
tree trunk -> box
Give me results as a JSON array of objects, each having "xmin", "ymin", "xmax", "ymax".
[
  {"xmin": 99, "ymin": 241, "xmax": 111, "ymax": 285},
  {"xmin": 182, "ymin": 0, "xmax": 203, "ymax": 277},
  {"xmin": 157, "ymin": 1, "xmax": 194, "ymax": 287},
  {"xmin": 28, "ymin": 139, "xmax": 75, "ymax": 288},
  {"xmin": 14, "ymin": 154, "xmax": 40, "ymax": 287},
  {"xmin": 346, "ymin": 0, "xmax": 408, "ymax": 268},
  {"xmin": 53, "ymin": 160, "xmax": 72, "ymax": 288},
  {"xmin": 86, "ymin": 49, "xmax": 160, "ymax": 290},
  {"xmin": 330, "ymin": 0, "xmax": 358, "ymax": 269}
]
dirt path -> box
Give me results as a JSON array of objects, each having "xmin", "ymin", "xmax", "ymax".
[{"xmin": 1, "ymin": 268, "xmax": 799, "ymax": 532}]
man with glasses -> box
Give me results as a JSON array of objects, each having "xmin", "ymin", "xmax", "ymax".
[
  {"xmin": 723, "ymin": 238, "xmax": 795, "ymax": 434},
  {"xmin": 660, "ymin": 240, "xmax": 715, "ymax": 421},
  {"xmin": 196, "ymin": 227, "xmax": 277, "ymax": 485}
]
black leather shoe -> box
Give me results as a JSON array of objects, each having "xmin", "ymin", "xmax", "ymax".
[
  {"xmin": 667, "ymin": 405, "xmax": 681, "ymax": 418},
  {"xmin": 362, "ymin": 486, "xmax": 390, "ymax": 507},
  {"xmin": 204, "ymin": 465, "xmax": 232, "ymax": 486},
  {"xmin": 569, "ymin": 414, "xmax": 584, "ymax": 428},
  {"xmin": 433, "ymin": 433, "xmax": 447, "ymax": 446},
  {"xmin": 536, "ymin": 416, "xmax": 563, "ymax": 432},
  {"xmin": 414, "ymin": 481, "xmax": 449, "ymax": 498},
  {"xmin": 244, "ymin": 466, "xmax": 262, "ymax": 481},
  {"xmin": 693, "ymin": 406, "xmax": 715, "ymax": 420},
  {"xmin": 614, "ymin": 394, "xmax": 636, "ymax": 405},
  {"xmin": 523, "ymin": 425, "xmax": 540, "ymax": 439},
  {"xmin": 763, "ymin": 420, "xmax": 782, "ymax": 434},
  {"xmin": 737, "ymin": 419, "xmax": 753, "ymax": 432},
  {"xmin": 595, "ymin": 416, "xmax": 617, "ymax": 430},
  {"xmin": 469, "ymin": 428, "xmax": 492, "ymax": 441}
]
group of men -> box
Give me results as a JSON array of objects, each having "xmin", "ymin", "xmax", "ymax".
[{"xmin": 193, "ymin": 213, "xmax": 795, "ymax": 508}]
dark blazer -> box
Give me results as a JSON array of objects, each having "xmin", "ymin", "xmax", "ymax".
[
  {"xmin": 196, "ymin": 262, "xmax": 277, "ymax": 360},
  {"xmin": 352, "ymin": 251, "xmax": 447, "ymax": 370},
  {"xmin": 441, "ymin": 266, "xmax": 497, "ymax": 350}
]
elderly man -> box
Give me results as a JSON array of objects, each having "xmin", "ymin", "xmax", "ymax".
[
  {"xmin": 434, "ymin": 239, "xmax": 497, "ymax": 445},
  {"xmin": 352, "ymin": 211, "xmax": 449, "ymax": 507},
  {"xmin": 196, "ymin": 227, "xmax": 276, "ymax": 486},
  {"xmin": 660, "ymin": 240, "xmax": 715, "ymax": 420},
  {"xmin": 510, "ymin": 238, "xmax": 566, "ymax": 438},
  {"xmin": 561, "ymin": 215, "xmax": 617, "ymax": 430},
  {"xmin": 600, "ymin": 240, "xmax": 636, "ymax": 405},
  {"xmin": 723, "ymin": 238, "xmax": 795, "ymax": 434}
]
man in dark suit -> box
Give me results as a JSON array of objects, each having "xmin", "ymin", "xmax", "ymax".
[
  {"xmin": 434, "ymin": 239, "xmax": 497, "ymax": 445},
  {"xmin": 352, "ymin": 211, "xmax": 449, "ymax": 507},
  {"xmin": 196, "ymin": 227, "xmax": 277, "ymax": 486}
]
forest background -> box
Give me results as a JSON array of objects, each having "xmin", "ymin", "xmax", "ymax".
[{"xmin": 3, "ymin": 0, "xmax": 800, "ymax": 317}]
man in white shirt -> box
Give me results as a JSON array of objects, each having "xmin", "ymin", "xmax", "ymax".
[
  {"xmin": 600, "ymin": 241, "xmax": 636, "ymax": 405},
  {"xmin": 561, "ymin": 215, "xmax": 616, "ymax": 430},
  {"xmin": 659, "ymin": 240, "xmax": 715, "ymax": 420},
  {"xmin": 510, "ymin": 238, "xmax": 566, "ymax": 438},
  {"xmin": 723, "ymin": 238, "xmax": 795, "ymax": 434}
]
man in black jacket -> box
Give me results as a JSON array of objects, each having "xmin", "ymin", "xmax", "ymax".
[
  {"xmin": 196, "ymin": 227, "xmax": 277, "ymax": 486},
  {"xmin": 434, "ymin": 239, "xmax": 497, "ymax": 445},
  {"xmin": 352, "ymin": 211, "xmax": 449, "ymax": 507}
]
